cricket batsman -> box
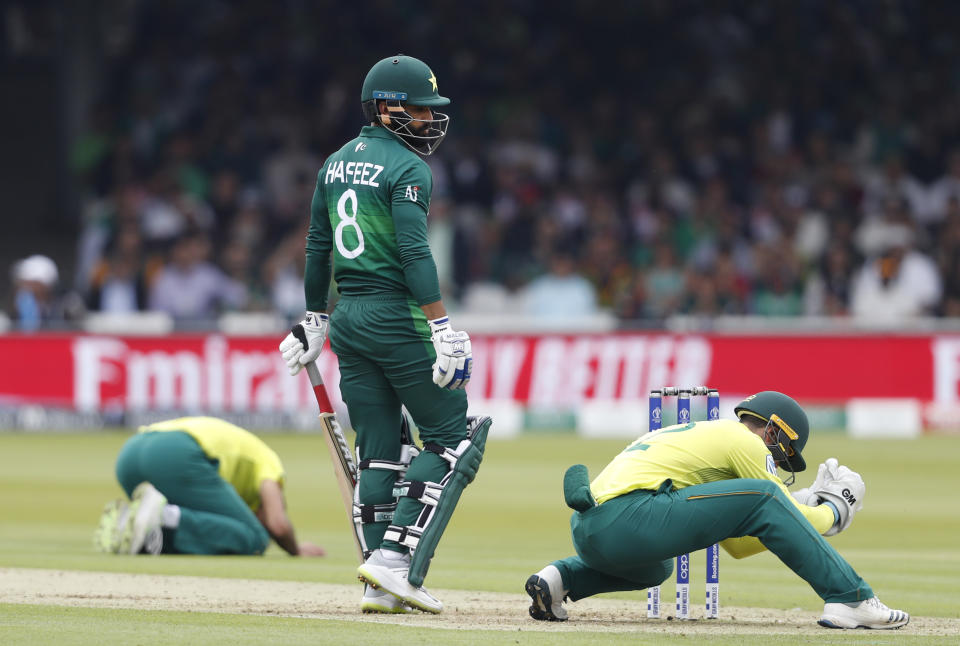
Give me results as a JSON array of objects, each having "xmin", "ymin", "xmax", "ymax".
[
  {"xmin": 279, "ymin": 54, "xmax": 491, "ymax": 615},
  {"xmin": 525, "ymin": 391, "xmax": 909, "ymax": 630}
]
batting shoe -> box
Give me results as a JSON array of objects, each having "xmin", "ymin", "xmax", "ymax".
[
  {"xmin": 360, "ymin": 584, "xmax": 414, "ymax": 614},
  {"xmin": 357, "ymin": 549, "xmax": 443, "ymax": 614},
  {"xmin": 119, "ymin": 482, "xmax": 166, "ymax": 555},
  {"xmin": 93, "ymin": 499, "xmax": 130, "ymax": 553},
  {"xmin": 525, "ymin": 564, "xmax": 568, "ymax": 621},
  {"xmin": 819, "ymin": 596, "xmax": 910, "ymax": 629}
]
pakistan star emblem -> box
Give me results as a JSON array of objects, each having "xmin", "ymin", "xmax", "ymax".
[{"xmin": 428, "ymin": 72, "xmax": 438, "ymax": 92}]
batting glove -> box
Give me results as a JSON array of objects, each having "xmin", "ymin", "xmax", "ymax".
[
  {"xmin": 429, "ymin": 316, "xmax": 472, "ymax": 390},
  {"xmin": 279, "ymin": 312, "xmax": 329, "ymax": 376}
]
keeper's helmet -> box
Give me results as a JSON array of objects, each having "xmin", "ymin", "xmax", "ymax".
[
  {"xmin": 361, "ymin": 55, "xmax": 450, "ymax": 156},
  {"xmin": 735, "ymin": 391, "xmax": 809, "ymax": 482}
]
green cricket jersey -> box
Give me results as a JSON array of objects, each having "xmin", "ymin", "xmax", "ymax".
[{"xmin": 304, "ymin": 125, "xmax": 442, "ymax": 311}]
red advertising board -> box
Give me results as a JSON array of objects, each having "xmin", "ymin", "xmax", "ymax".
[{"xmin": 1, "ymin": 332, "xmax": 959, "ymax": 412}]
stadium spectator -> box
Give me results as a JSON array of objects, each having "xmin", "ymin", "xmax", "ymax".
[
  {"xmin": 86, "ymin": 224, "xmax": 150, "ymax": 312},
  {"xmin": 750, "ymin": 243, "xmax": 804, "ymax": 316},
  {"xmin": 263, "ymin": 224, "xmax": 309, "ymax": 321},
  {"xmin": 927, "ymin": 150, "xmax": 960, "ymax": 228},
  {"xmin": 519, "ymin": 247, "xmax": 598, "ymax": 321},
  {"xmin": 10, "ymin": 255, "xmax": 60, "ymax": 331},
  {"xmin": 935, "ymin": 203, "xmax": 960, "ymax": 317},
  {"xmin": 849, "ymin": 225, "xmax": 942, "ymax": 321},
  {"xmin": 148, "ymin": 231, "xmax": 247, "ymax": 321},
  {"xmin": 803, "ymin": 242, "xmax": 859, "ymax": 316},
  {"xmin": 642, "ymin": 244, "xmax": 686, "ymax": 319}
]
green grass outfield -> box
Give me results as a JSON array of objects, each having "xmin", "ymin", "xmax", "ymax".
[{"xmin": 1, "ymin": 430, "xmax": 959, "ymax": 644}]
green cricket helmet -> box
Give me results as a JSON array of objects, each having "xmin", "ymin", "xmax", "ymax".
[
  {"xmin": 735, "ymin": 391, "xmax": 809, "ymax": 480},
  {"xmin": 361, "ymin": 55, "xmax": 450, "ymax": 156}
]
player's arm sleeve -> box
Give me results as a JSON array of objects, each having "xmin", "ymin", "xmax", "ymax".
[
  {"xmin": 392, "ymin": 163, "xmax": 442, "ymax": 306},
  {"xmin": 726, "ymin": 432, "xmax": 836, "ymax": 537},
  {"xmin": 304, "ymin": 170, "xmax": 333, "ymax": 312}
]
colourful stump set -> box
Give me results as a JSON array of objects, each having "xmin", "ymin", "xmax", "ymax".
[{"xmin": 646, "ymin": 387, "xmax": 721, "ymax": 620}]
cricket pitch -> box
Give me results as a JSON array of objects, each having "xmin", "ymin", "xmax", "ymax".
[{"xmin": 2, "ymin": 567, "xmax": 956, "ymax": 637}]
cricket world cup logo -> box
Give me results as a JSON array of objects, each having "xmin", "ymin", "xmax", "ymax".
[
  {"xmin": 678, "ymin": 407, "xmax": 690, "ymax": 423},
  {"xmin": 651, "ymin": 406, "xmax": 662, "ymax": 425}
]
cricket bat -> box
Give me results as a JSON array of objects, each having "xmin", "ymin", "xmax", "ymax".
[{"xmin": 301, "ymin": 358, "xmax": 364, "ymax": 562}]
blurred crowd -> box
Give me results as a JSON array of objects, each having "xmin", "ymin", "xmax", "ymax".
[{"xmin": 9, "ymin": 0, "xmax": 960, "ymax": 329}]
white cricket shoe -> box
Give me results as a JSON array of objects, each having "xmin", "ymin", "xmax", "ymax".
[
  {"xmin": 119, "ymin": 482, "xmax": 167, "ymax": 555},
  {"xmin": 525, "ymin": 564, "xmax": 568, "ymax": 621},
  {"xmin": 360, "ymin": 584, "xmax": 414, "ymax": 614},
  {"xmin": 819, "ymin": 596, "xmax": 910, "ymax": 629},
  {"xmin": 357, "ymin": 549, "xmax": 443, "ymax": 614}
]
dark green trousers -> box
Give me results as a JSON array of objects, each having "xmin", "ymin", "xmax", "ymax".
[
  {"xmin": 115, "ymin": 431, "xmax": 270, "ymax": 555},
  {"xmin": 554, "ymin": 478, "xmax": 873, "ymax": 604},
  {"xmin": 329, "ymin": 294, "xmax": 468, "ymax": 552}
]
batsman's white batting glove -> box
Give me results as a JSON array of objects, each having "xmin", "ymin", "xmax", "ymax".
[
  {"xmin": 814, "ymin": 465, "xmax": 865, "ymax": 536},
  {"xmin": 429, "ymin": 316, "xmax": 472, "ymax": 390},
  {"xmin": 279, "ymin": 312, "xmax": 329, "ymax": 376},
  {"xmin": 792, "ymin": 458, "xmax": 839, "ymax": 506}
]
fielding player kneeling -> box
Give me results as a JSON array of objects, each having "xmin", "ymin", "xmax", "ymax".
[
  {"xmin": 526, "ymin": 391, "xmax": 909, "ymax": 630},
  {"xmin": 94, "ymin": 416, "xmax": 325, "ymax": 557}
]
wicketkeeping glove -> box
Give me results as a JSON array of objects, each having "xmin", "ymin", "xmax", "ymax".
[
  {"xmin": 792, "ymin": 458, "xmax": 839, "ymax": 506},
  {"xmin": 814, "ymin": 464, "xmax": 865, "ymax": 537},
  {"xmin": 429, "ymin": 316, "xmax": 472, "ymax": 390},
  {"xmin": 279, "ymin": 312, "xmax": 329, "ymax": 376}
]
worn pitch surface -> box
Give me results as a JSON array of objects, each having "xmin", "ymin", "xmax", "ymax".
[{"xmin": 2, "ymin": 568, "xmax": 956, "ymax": 637}]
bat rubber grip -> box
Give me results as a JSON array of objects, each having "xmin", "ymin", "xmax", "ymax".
[{"xmin": 291, "ymin": 324, "xmax": 308, "ymax": 350}]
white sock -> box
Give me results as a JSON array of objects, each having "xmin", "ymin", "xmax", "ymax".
[
  {"xmin": 537, "ymin": 565, "xmax": 568, "ymax": 595},
  {"xmin": 161, "ymin": 504, "xmax": 181, "ymax": 529}
]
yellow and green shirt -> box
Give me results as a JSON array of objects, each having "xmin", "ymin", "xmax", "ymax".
[
  {"xmin": 590, "ymin": 419, "xmax": 833, "ymax": 556},
  {"xmin": 139, "ymin": 417, "xmax": 285, "ymax": 511}
]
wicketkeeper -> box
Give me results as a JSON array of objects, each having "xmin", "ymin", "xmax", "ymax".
[
  {"xmin": 526, "ymin": 391, "xmax": 909, "ymax": 630},
  {"xmin": 279, "ymin": 54, "xmax": 491, "ymax": 615}
]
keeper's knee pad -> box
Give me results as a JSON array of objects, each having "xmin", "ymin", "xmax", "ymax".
[
  {"xmin": 353, "ymin": 414, "xmax": 419, "ymax": 559},
  {"xmin": 384, "ymin": 415, "xmax": 492, "ymax": 586}
]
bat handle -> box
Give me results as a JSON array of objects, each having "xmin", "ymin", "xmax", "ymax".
[
  {"xmin": 304, "ymin": 360, "xmax": 323, "ymax": 387},
  {"xmin": 304, "ymin": 361, "xmax": 336, "ymax": 416}
]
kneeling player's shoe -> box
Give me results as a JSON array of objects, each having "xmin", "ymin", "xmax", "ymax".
[
  {"xmin": 357, "ymin": 549, "xmax": 443, "ymax": 614},
  {"xmin": 360, "ymin": 584, "xmax": 414, "ymax": 614},
  {"xmin": 525, "ymin": 564, "xmax": 568, "ymax": 621},
  {"xmin": 819, "ymin": 596, "xmax": 909, "ymax": 630},
  {"xmin": 119, "ymin": 482, "xmax": 166, "ymax": 555},
  {"xmin": 93, "ymin": 499, "xmax": 130, "ymax": 553}
]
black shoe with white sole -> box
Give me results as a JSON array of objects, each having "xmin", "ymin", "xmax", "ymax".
[{"xmin": 525, "ymin": 573, "xmax": 568, "ymax": 621}]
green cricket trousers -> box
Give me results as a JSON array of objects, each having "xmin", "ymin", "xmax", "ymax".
[
  {"xmin": 553, "ymin": 478, "xmax": 873, "ymax": 604},
  {"xmin": 329, "ymin": 294, "xmax": 468, "ymax": 552},
  {"xmin": 115, "ymin": 431, "xmax": 270, "ymax": 555}
]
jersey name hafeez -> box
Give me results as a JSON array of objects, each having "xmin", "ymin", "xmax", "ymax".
[{"xmin": 324, "ymin": 160, "xmax": 385, "ymax": 187}]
